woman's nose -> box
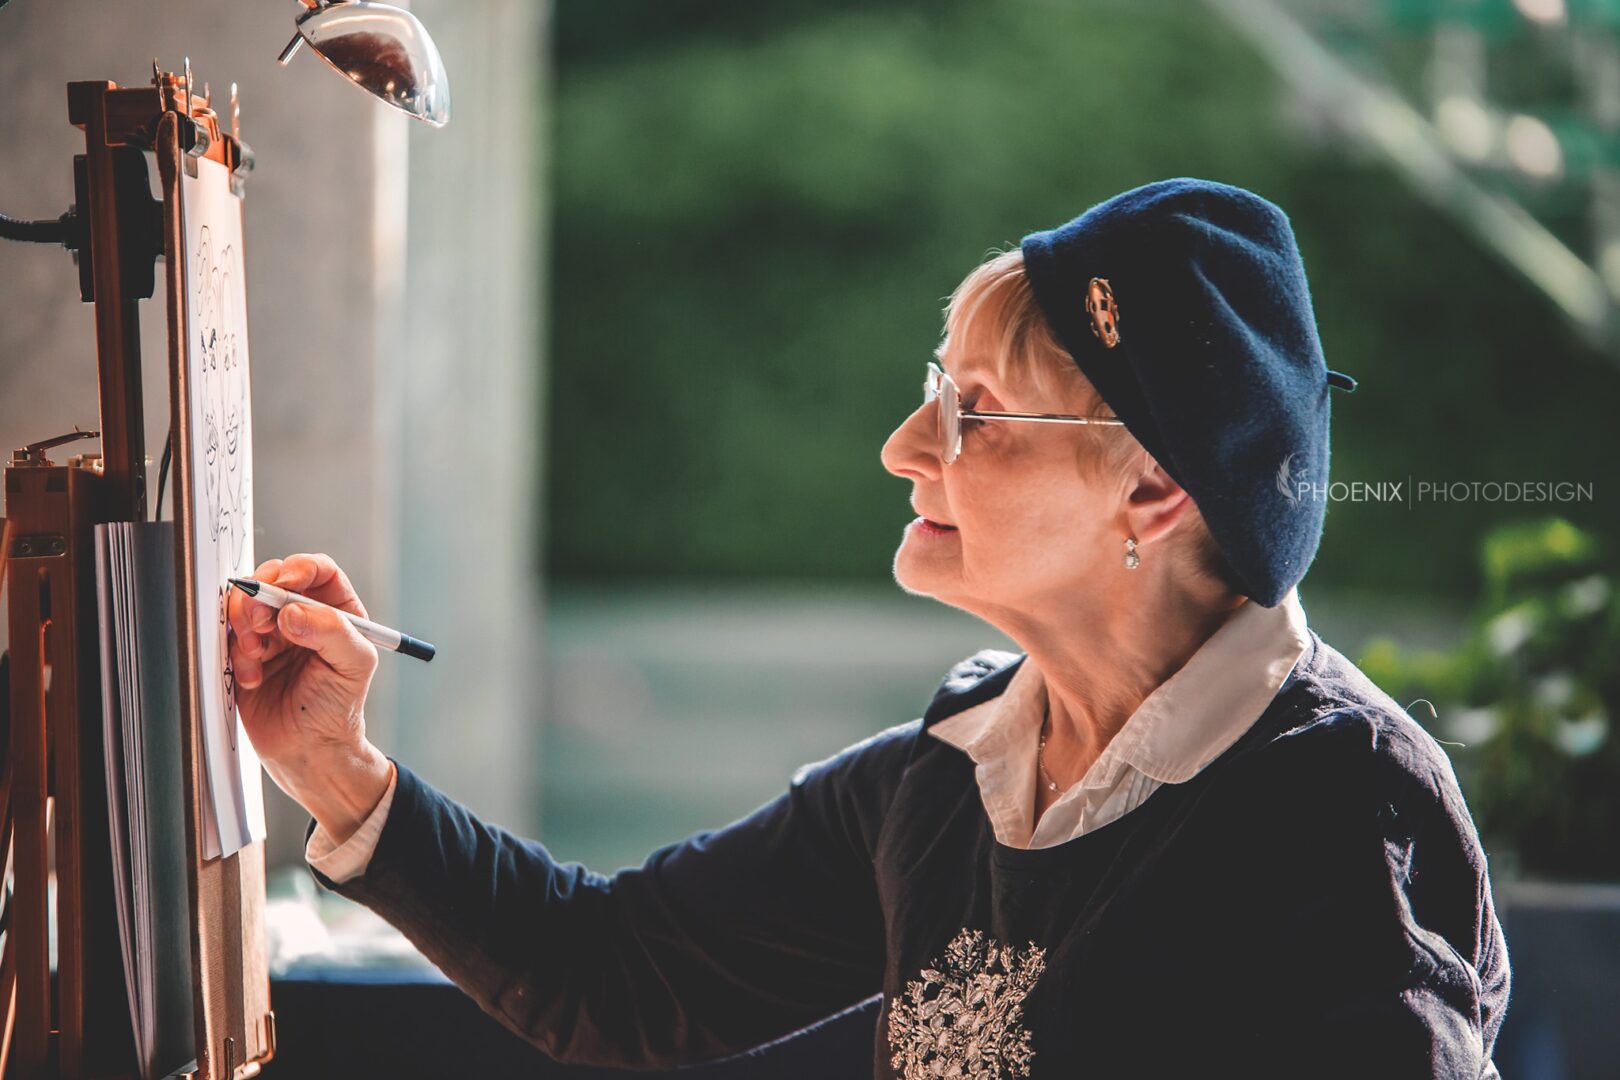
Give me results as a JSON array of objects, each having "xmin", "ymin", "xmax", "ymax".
[{"xmin": 881, "ymin": 401, "xmax": 943, "ymax": 482}]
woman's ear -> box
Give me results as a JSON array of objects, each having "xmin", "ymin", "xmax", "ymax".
[{"xmin": 1124, "ymin": 460, "xmax": 1197, "ymax": 550}]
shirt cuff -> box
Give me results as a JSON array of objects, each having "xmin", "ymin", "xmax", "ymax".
[{"xmin": 305, "ymin": 759, "xmax": 399, "ymax": 885}]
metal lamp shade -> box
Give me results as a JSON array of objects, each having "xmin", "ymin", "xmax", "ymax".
[{"xmin": 283, "ymin": 1, "xmax": 451, "ymax": 127}]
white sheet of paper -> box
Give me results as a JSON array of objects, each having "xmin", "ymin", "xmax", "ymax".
[{"xmin": 181, "ymin": 155, "xmax": 268, "ymax": 860}]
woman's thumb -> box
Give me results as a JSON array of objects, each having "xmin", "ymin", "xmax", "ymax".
[{"xmin": 280, "ymin": 602, "xmax": 377, "ymax": 679}]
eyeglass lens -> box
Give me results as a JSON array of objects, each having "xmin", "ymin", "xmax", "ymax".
[{"xmin": 925, "ymin": 363, "xmax": 960, "ymax": 464}]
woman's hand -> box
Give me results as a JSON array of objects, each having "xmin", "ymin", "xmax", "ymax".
[{"xmin": 227, "ymin": 552, "xmax": 392, "ymax": 844}]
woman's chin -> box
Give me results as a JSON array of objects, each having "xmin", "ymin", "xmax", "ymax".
[
  {"xmin": 892, "ymin": 545, "xmax": 954, "ymax": 598},
  {"xmin": 891, "ymin": 566, "xmax": 933, "ymax": 598}
]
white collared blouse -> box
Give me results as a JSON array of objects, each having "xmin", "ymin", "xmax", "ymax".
[{"xmin": 928, "ymin": 586, "xmax": 1311, "ymax": 849}]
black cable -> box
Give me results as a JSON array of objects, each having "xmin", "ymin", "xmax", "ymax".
[
  {"xmin": 0, "ymin": 209, "xmax": 73, "ymax": 245},
  {"xmin": 154, "ymin": 427, "xmax": 173, "ymax": 522}
]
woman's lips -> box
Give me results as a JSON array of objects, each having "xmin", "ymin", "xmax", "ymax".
[{"xmin": 911, "ymin": 516, "xmax": 959, "ymax": 537}]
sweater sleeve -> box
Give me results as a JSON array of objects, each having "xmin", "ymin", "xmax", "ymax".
[
  {"xmin": 1233, "ymin": 710, "xmax": 1512, "ymax": 1079},
  {"xmin": 301, "ymin": 722, "xmax": 916, "ymax": 1069}
]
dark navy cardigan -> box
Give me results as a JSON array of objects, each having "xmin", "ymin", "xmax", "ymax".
[{"xmin": 307, "ymin": 628, "xmax": 1511, "ymax": 1078}]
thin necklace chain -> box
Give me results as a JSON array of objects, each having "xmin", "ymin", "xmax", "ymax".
[{"xmin": 1037, "ymin": 699, "xmax": 1060, "ymax": 793}]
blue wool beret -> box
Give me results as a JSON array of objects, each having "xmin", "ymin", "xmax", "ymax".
[{"xmin": 1019, "ymin": 177, "xmax": 1357, "ymax": 608}]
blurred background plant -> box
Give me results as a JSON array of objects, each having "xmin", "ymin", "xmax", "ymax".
[{"xmin": 1360, "ymin": 516, "xmax": 1620, "ymax": 881}]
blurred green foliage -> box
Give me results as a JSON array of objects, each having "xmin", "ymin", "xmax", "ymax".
[
  {"xmin": 1360, "ymin": 517, "xmax": 1620, "ymax": 880},
  {"xmin": 546, "ymin": 0, "xmax": 1620, "ymax": 599}
]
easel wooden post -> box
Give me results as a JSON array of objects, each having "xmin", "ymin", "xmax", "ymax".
[{"xmin": 2, "ymin": 70, "xmax": 273, "ymax": 1080}]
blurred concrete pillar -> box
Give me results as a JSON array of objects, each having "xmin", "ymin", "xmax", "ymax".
[
  {"xmin": 371, "ymin": 0, "xmax": 548, "ymax": 833},
  {"xmin": 0, "ymin": 0, "xmax": 548, "ymax": 866}
]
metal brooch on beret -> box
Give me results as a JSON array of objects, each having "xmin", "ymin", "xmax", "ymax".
[{"xmin": 1085, "ymin": 277, "xmax": 1121, "ymax": 348}]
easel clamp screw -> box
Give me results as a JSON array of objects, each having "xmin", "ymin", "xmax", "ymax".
[{"xmin": 9, "ymin": 534, "xmax": 68, "ymax": 559}]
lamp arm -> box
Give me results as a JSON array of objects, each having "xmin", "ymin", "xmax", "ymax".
[{"xmin": 0, "ymin": 209, "xmax": 78, "ymax": 247}]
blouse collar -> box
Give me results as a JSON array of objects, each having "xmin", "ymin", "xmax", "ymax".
[{"xmin": 929, "ymin": 586, "xmax": 1312, "ymax": 793}]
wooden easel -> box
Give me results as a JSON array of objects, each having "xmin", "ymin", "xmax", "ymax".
[{"xmin": 2, "ymin": 69, "xmax": 273, "ymax": 1080}]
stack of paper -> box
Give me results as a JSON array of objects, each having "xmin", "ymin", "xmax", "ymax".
[{"xmin": 94, "ymin": 521, "xmax": 196, "ymax": 1079}]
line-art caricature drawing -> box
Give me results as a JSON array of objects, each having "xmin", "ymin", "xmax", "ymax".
[
  {"xmin": 196, "ymin": 225, "xmax": 252, "ymax": 756},
  {"xmin": 195, "ymin": 225, "xmax": 250, "ymax": 572},
  {"xmin": 183, "ymin": 158, "xmax": 265, "ymax": 858}
]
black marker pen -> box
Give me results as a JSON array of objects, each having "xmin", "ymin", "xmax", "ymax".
[{"xmin": 228, "ymin": 577, "xmax": 436, "ymax": 662}]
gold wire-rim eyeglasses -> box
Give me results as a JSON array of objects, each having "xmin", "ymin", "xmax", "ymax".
[{"xmin": 925, "ymin": 361, "xmax": 1126, "ymax": 464}]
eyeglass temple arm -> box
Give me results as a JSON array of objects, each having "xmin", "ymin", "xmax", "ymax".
[{"xmin": 964, "ymin": 410, "xmax": 1126, "ymax": 426}]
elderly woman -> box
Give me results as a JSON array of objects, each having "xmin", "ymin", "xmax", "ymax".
[{"xmin": 229, "ymin": 178, "xmax": 1510, "ymax": 1077}]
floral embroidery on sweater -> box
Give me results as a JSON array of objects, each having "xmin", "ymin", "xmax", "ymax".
[{"xmin": 887, "ymin": 927, "xmax": 1046, "ymax": 1078}]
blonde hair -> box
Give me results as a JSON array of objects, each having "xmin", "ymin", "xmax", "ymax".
[{"xmin": 938, "ymin": 246, "xmax": 1246, "ymax": 596}]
